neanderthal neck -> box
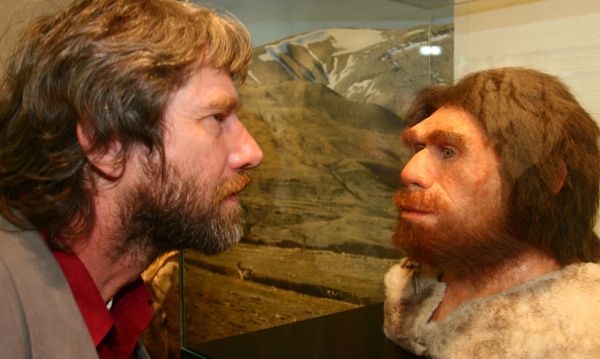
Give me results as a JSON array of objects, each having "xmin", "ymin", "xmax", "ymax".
[{"xmin": 430, "ymin": 248, "xmax": 560, "ymax": 322}]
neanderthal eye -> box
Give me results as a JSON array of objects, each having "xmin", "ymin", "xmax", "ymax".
[{"xmin": 441, "ymin": 147, "xmax": 456, "ymax": 159}]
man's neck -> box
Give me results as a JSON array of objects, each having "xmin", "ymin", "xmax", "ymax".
[
  {"xmin": 73, "ymin": 237, "xmax": 151, "ymax": 303},
  {"xmin": 430, "ymin": 248, "xmax": 560, "ymax": 322},
  {"xmin": 70, "ymin": 187, "xmax": 152, "ymax": 303}
]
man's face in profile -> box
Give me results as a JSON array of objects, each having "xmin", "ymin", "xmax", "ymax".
[
  {"xmin": 117, "ymin": 67, "xmax": 263, "ymax": 257},
  {"xmin": 393, "ymin": 106, "xmax": 512, "ymax": 270}
]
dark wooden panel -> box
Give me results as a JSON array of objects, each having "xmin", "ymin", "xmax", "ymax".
[{"xmin": 182, "ymin": 303, "xmax": 420, "ymax": 359}]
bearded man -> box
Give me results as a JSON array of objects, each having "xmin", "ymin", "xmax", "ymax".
[
  {"xmin": 0, "ymin": 0, "xmax": 262, "ymax": 357},
  {"xmin": 384, "ymin": 67, "xmax": 600, "ymax": 358}
]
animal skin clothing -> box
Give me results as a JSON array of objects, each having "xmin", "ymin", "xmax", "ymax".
[{"xmin": 383, "ymin": 261, "xmax": 600, "ymax": 358}]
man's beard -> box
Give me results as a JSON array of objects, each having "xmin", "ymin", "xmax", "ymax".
[
  {"xmin": 393, "ymin": 189, "xmax": 527, "ymax": 278},
  {"xmin": 114, "ymin": 164, "xmax": 251, "ymax": 264}
]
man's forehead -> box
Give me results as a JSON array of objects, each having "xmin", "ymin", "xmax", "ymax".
[
  {"xmin": 167, "ymin": 65, "xmax": 240, "ymax": 117},
  {"xmin": 186, "ymin": 66, "xmax": 237, "ymax": 94}
]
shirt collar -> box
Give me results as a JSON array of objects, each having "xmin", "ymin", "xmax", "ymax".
[{"xmin": 52, "ymin": 250, "xmax": 153, "ymax": 347}]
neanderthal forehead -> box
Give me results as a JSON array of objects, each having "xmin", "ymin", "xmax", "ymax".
[{"xmin": 402, "ymin": 128, "xmax": 470, "ymax": 150}]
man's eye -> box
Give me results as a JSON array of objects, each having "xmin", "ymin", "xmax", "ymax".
[
  {"xmin": 211, "ymin": 114, "xmax": 226, "ymax": 122},
  {"xmin": 441, "ymin": 147, "xmax": 456, "ymax": 159}
]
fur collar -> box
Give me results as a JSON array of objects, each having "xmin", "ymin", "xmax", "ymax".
[{"xmin": 384, "ymin": 261, "xmax": 600, "ymax": 358}]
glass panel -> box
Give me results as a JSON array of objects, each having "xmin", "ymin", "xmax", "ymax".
[{"xmin": 181, "ymin": 0, "xmax": 453, "ymax": 354}]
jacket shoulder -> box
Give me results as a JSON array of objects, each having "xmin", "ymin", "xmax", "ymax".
[{"xmin": 0, "ymin": 218, "xmax": 98, "ymax": 358}]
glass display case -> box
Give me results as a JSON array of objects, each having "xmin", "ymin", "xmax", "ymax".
[
  {"xmin": 179, "ymin": 0, "xmax": 453, "ymax": 357},
  {"xmin": 178, "ymin": 0, "xmax": 600, "ymax": 357}
]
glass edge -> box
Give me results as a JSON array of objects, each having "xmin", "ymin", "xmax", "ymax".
[{"xmin": 178, "ymin": 250, "xmax": 187, "ymax": 353}]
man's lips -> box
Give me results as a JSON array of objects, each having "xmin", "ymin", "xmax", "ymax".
[
  {"xmin": 223, "ymin": 194, "xmax": 240, "ymax": 205},
  {"xmin": 215, "ymin": 173, "xmax": 252, "ymax": 204}
]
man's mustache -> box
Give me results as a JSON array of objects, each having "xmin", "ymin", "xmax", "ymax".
[
  {"xmin": 394, "ymin": 189, "xmax": 446, "ymax": 213},
  {"xmin": 214, "ymin": 173, "xmax": 252, "ymax": 203}
]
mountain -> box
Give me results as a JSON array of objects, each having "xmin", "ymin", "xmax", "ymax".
[
  {"xmin": 248, "ymin": 24, "xmax": 453, "ymax": 116},
  {"xmin": 237, "ymin": 24, "xmax": 453, "ymax": 257},
  {"xmin": 238, "ymin": 81, "xmax": 401, "ymax": 256}
]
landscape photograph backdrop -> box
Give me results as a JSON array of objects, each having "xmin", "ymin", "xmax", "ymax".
[{"xmin": 181, "ymin": 19, "xmax": 454, "ymax": 348}]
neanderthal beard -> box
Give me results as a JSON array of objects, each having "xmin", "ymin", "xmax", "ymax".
[
  {"xmin": 114, "ymin": 164, "xmax": 251, "ymax": 264},
  {"xmin": 393, "ymin": 189, "xmax": 528, "ymax": 279}
]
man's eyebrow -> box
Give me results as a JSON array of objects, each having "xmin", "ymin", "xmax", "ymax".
[{"xmin": 204, "ymin": 96, "xmax": 239, "ymax": 112}]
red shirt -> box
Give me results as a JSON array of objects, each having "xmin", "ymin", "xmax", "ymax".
[{"xmin": 53, "ymin": 251, "xmax": 153, "ymax": 359}]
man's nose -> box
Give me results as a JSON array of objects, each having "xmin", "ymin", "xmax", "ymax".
[
  {"xmin": 400, "ymin": 150, "xmax": 433, "ymax": 189},
  {"xmin": 230, "ymin": 120, "xmax": 263, "ymax": 171}
]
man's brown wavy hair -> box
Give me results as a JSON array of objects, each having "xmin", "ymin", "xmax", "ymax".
[
  {"xmin": 404, "ymin": 67, "xmax": 600, "ymax": 264},
  {"xmin": 0, "ymin": 0, "xmax": 252, "ymax": 248}
]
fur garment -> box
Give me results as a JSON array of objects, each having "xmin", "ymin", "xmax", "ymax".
[{"xmin": 383, "ymin": 261, "xmax": 600, "ymax": 358}]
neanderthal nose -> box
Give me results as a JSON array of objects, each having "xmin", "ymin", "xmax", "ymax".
[{"xmin": 400, "ymin": 152, "xmax": 433, "ymax": 190}]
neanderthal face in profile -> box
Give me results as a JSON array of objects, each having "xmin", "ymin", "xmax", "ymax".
[{"xmin": 393, "ymin": 106, "xmax": 527, "ymax": 275}]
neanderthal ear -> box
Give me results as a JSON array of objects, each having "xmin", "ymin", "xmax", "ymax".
[
  {"xmin": 553, "ymin": 161, "xmax": 567, "ymax": 194},
  {"xmin": 76, "ymin": 123, "xmax": 124, "ymax": 179}
]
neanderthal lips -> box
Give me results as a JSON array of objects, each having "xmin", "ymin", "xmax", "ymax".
[
  {"xmin": 394, "ymin": 190, "xmax": 444, "ymax": 222},
  {"xmin": 399, "ymin": 206, "xmax": 434, "ymax": 220},
  {"xmin": 400, "ymin": 205, "xmax": 431, "ymax": 214}
]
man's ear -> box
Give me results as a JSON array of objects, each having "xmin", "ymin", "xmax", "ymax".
[
  {"xmin": 76, "ymin": 123, "xmax": 124, "ymax": 179},
  {"xmin": 552, "ymin": 161, "xmax": 567, "ymax": 194}
]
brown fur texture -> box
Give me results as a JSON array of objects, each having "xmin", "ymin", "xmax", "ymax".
[
  {"xmin": 384, "ymin": 262, "xmax": 600, "ymax": 358},
  {"xmin": 403, "ymin": 67, "xmax": 600, "ymax": 264}
]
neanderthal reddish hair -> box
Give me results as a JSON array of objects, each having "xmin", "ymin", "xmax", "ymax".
[
  {"xmin": 404, "ymin": 67, "xmax": 600, "ymax": 264},
  {"xmin": 0, "ymin": 0, "xmax": 252, "ymax": 248}
]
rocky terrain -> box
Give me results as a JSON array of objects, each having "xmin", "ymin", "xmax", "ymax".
[
  {"xmin": 238, "ymin": 80, "xmax": 405, "ymax": 256},
  {"xmin": 237, "ymin": 23, "xmax": 453, "ymax": 256},
  {"xmin": 248, "ymin": 25, "xmax": 453, "ymax": 116}
]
